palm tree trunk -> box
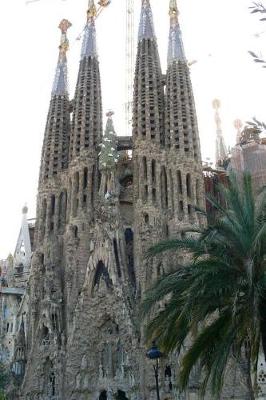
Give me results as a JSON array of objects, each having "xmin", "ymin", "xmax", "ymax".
[
  {"xmin": 241, "ymin": 347, "xmax": 255, "ymax": 400},
  {"xmin": 245, "ymin": 365, "xmax": 255, "ymax": 400}
]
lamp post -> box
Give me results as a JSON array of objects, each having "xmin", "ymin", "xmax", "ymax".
[{"xmin": 146, "ymin": 341, "xmax": 163, "ymax": 400}]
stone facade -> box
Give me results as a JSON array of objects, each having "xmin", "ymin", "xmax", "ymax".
[
  {"xmin": 230, "ymin": 126, "xmax": 266, "ymax": 194},
  {"xmin": 11, "ymin": 1, "xmax": 254, "ymax": 400},
  {"xmin": 0, "ymin": 206, "xmax": 34, "ymax": 373}
]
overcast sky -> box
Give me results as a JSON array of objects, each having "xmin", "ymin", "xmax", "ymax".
[{"xmin": 0, "ymin": 0, "xmax": 265, "ymax": 258}]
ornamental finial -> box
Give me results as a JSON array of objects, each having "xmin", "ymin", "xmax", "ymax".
[
  {"xmin": 87, "ymin": 0, "xmax": 97, "ymax": 21},
  {"xmin": 167, "ymin": 0, "xmax": 185, "ymax": 64},
  {"xmin": 169, "ymin": 0, "xmax": 179, "ymax": 25},
  {"xmin": 106, "ymin": 110, "xmax": 114, "ymax": 118},
  {"xmin": 58, "ymin": 19, "xmax": 72, "ymax": 57},
  {"xmin": 22, "ymin": 204, "xmax": 28, "ymax": 215}
]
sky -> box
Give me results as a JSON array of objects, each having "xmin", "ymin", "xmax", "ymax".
[{"xmin": 0, "ymin": 0, "xmax": 265, "ymax": 258}]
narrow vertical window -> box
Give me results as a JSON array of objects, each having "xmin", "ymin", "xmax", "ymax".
[
  {"xmin": 83, "ymin": 167, "xmax": 88, "ymax": 189},
  {"xmin": 143, "ymin": 157, "xmax": 147, "ymax": 180},
  {"xmin": 151, "ymin": 159, "xmax": 156, "ymax": 184},
  {"xmin": 91, "ymin": 165, "xmax": 95, "ymax": 207},
  {"xmin": 113, "ymin": 239, "xmax": 121, "ymax": 278},
  {"xmin": 196, "ymin": 179, "xmax": 200, "ymax": 206},
  {"xmin": 161, "ymin": 167, "xmax": 168, "ymax": 209},
  {"xmin": 177, "ymin": 171, "xmax": 183, "ymax": 195},
  {"xmin": 186, "ymin": 173, "xmax": 192, "ymax": 198}
]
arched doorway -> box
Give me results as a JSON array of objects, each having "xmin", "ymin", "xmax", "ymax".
[
  {"xmin": 99, "ymin": 390, "xmax": 107, "ymax": 400},
  {"xmin": 115, "ymin": 390, "xmax": 129, "ymax": 400}
]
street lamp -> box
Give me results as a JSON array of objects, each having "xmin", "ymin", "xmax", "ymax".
[{"xmin": 146, "ymin": 341, "xmax": 163, "ymax": 400}]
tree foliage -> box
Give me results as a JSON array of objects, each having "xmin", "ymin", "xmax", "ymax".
[
  {"xmin": 249, "ymin": 2, "xmax": 266, "ymax": 66},
  {"xmin": 141, "ymin": 174, "xmax": 266, "ymax": 398}
]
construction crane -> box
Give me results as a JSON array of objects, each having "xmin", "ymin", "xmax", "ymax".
[
  {"xmin": 26, "ymin": 0, "xmax": 111, "ymax": 14},
  {"xmin": 26, "ymin": 0, "xmax": 133, "ymax": 136},
  {"xmin": 125, "ymin": 0, "xmax": 135, "ymax": 136}
]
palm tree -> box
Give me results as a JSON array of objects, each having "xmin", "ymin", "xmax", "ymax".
[{"xmin": 141, "ymin": 173, "xmax": 266, "ymax": 399}]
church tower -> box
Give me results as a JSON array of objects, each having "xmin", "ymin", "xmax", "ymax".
[
  {"xmin": 68, "ymin": 0, "xmax": 102, "ymax": 224},
  {"xmin": 36, "ymin": 19, "xmax": 71, "ymax": 243},
  {"xmin": 132, "ymin": 0, "xmax": 166, "ymax": 292},
  {"xmin": 21, "ymin": 20, "xmax": 72, "ymax": 399},
  {"xmin": 165, "ymin": 0, "xmax": 205, "ymax": 231},
  {"xmin": 133, "ymin": 0, "xmax": 205, "ymax": 293}
]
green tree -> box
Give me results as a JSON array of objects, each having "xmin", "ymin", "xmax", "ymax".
[
  {"xmin": 142, "ymin": 174, "xmax": 266, "ymax": 399},
  {"xmin": 0, "ymin": 361, "xmax": 10, "ymax": 400}
]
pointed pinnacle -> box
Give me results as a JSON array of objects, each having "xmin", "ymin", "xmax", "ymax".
[
  {"xmin": 169, "ymin": 0, "xmax": 179, "ymax": 25},
  {"xmin": 87, "ymin": 0, "xmax": 97, "ymax": 20},
  {"xmin": 52, "ymin": 20, "xmax": 71, "ymax": 96},
  {"xmin": 138, "ymin": 0, "xmax": 156, "ymax": 40},
  {"xmin": 59, "ymin": 19, "xmax": 72, "ymax": 34},
  {"xmin": 58, "ymin": 19, "xmax": 71, "ymax": 57}
]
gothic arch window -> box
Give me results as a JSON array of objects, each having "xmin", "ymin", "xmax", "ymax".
[
  {"xmin": 41, "ymin": 325, "xmax": 49, "ymax": 344},
  {"xmin": 41, "ymin": 198, "xmax": 47, "ymax": 237},
  {"xmin": 74, "ymin": 225, "xmax": 78, "ymax": 238},
  {"xmin": 179, "ymin": 201, "xmax": 184, "ymax": 221},
  {"xmin": 113, "ymin": 238, "xmax": 121, "ymax": 278},
  {"xmin": 169, "ymin": 170, "xmax": 174, "ymax": 212},
  {"xmin": 51, "ymin": 195, "xmax": 56, "ymax": 217},
  {"xmin": 58, "ymin": 191, "xmax": 67, "ymax": 230},
  {"xmin": 83, "ymin": 167, "xmax": 88, "ymax": 189},
  {"xmin": 73, "ymin": 172, "xmax": 79, "ymax": 217},
  {"xmin": 196, "ymin": 179, "xmax": 200, "ymax": 206},
  {"xmin": 125, "ymin": 228, "xmax": 136, "ymax": 288},
  {"xmin": 177, "ymin": 171, "xmax": 183, "ymax": 195},
  {"xmin": 91, "ymin": 165, "xmax": 95, "ymax": 207},
  {"xmin": 51, "ymin": 313, "xmax": 59, "ymax": 331},
  {"xmin": 93, "ymin": 261, "xmax": 112, "ymax": 291},
  {"xmin": 186, "ymin": 173, "xmax": 192, "ymax": 198},
  {"xmin": 143, "ymin": 156, "xmax": 147, "ymax": 180},
  {"xmin": 151, "ymin": 159, "xmax": 156, "ymax": 184},
  {"xmin": 144, "ymin": 213, "xmax": 149, "ymax": 224},
  {"xmin": 99, "ymin": 390, "xmax": 107, "ymax": 400},
  {"xmin": 161, "ymin": 166, "xmax": 168, "ymax": 209}
]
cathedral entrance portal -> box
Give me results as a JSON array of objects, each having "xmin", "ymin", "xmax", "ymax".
[{"xmin": 99, "ymin": 390, "xmax": 107, "ymax": 400}]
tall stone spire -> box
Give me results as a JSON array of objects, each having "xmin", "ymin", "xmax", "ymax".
[
  {"xmin": 81, "ymin": 0, "xmax": 97, "ymax": 59},
  {"xmin": 69, "ymin": 0, "xmax": 102, "ymax": 159},
  {"xmin": 52, "ymin": 19, "xmax": 72, "ymax": 95},
  {"xmin": 168, "ymin": 0, "xmax": 186, "ymax": 65},
  {"xmin": 138, "ymin": 0, "xmax": 155, "ymax": 41},
  {"xmin": 39, "ymin": 20, "xmax": 71, "ymax": 182},
  {"xmin": 165, "ymin": 0, "xmax": 201, "ymax": 161},
  {"xmin": 133, "ymin": 0, "xmax": 164, "ymax": 144},
  {"xmin": 213, "ymin": 99, "xmax": 227, "ymax": 167},
  {"xmin": 164, "ymin": 0, "xmax": 205, "ymax": 228}
]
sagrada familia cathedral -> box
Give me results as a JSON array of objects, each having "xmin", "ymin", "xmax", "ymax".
[{"xmin": 1, "ymin": 0, "xmax": 266, "ymax": 399}]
